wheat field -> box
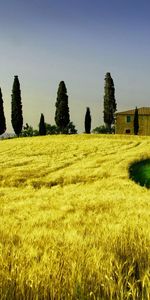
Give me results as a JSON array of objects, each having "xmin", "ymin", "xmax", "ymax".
[{"xmin": 0, "ymin": 134, "xmax": 150, "ymax": 300}]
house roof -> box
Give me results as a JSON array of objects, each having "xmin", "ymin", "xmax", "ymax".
[{"xmin": 116, "ymin": 107, "xmax": 150, "ymax": 115}]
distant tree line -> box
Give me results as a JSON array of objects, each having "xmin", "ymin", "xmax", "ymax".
[{"xmin": 0, "ymin": 72, "xmax": 140, "ymax": 137}]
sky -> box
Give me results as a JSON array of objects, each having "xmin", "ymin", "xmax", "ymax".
[{"xmin": 0, "ymin": 0, "xmax": 150, "ymax": 133}]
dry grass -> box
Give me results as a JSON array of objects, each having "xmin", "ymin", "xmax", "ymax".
[{"xmin": 0, "ymin": 134, "xmax": 150, "ymax": 299}]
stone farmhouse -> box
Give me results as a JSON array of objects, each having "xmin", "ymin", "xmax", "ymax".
[{"xmin": 115, "ymin": 107, "xmax": 150, "ymax": 135}]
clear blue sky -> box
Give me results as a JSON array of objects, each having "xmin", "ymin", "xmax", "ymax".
[{"xmin": 0, "ymin": 0, "xmax": 150, "ymax": 133}]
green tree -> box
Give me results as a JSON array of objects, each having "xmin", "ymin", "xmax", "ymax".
[
  {"xmin": 55, "ymin": 81, "xmax": 70, "ymax": 133},
  {"xmin": 21, "ymin": 123, "xmax": 39, "ymax": 137},
  {"xmin": 134, "ymin": 107, "xmax": 139, "ymax": 135},
  {"xmin": 11, "ymin": 76, "xmax": 23, "ymax": 136},
  {"xmin": 85, "ymin": 107, "xmax": 91, "ymax": 133},
  {"xmin": 46, "ymin": 122, "xmax": 77, "ymax": 134},
  {"xmin": 92, "ymin": 125, "xmax": 109, "ymax": 134},
  {"xmin": 103, "ymin": 72, "xmax": 117, "ymax": 133},
  {"xmin": 0, "ymin": 88, "xmax": 6, "ymax": 135},
  {"xmin": 63, "ymin": 121, "xmax": 77, "ymax": 134},
  {"xmin": 21, "ymin": 123, "xmax": 34, "ymax": 137},
  {"xmin": 39, "ymin": 113, "xmax": 46, "ymax": 135},
  {"xmin": 92, "ymin": 125, "xmax": 115, "ymax": 134},
  {"xmin": 46, "ymin": 124, "xmax": 60, "ymax": 134}
]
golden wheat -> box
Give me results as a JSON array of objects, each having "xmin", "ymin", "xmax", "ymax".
[{"xmin": 0, "ymin": 134, "xmax": 150, "ymax": 299}]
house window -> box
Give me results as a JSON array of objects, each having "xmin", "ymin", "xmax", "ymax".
[
  {"xmin": 126, "ymin": 115, "xmax": 131, "ymax": 123},
  {"xmin": 125, "ymin": 129, "xmax": 130, "ymax": 134}
]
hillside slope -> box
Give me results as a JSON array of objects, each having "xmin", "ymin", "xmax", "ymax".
[{"xmin": 0, "ymin": 134, "xmax": 150, "ymax": 299}]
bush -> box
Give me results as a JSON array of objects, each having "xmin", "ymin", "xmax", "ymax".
[
  {"xmin": 21, "ymin": 123, "xmax": 39, "ymax": 137},
  {"xmin": 46, "ymin": 122, "xmax": 77, "ymax": 135},
  {"xmin": 92, "ymin": 125, "xmax": 109, "ymax": 134},
  {"xmin": 92, "ymin": 125, "xmax": 115, "ymax": 134},
  {"xmin": 46, "ymin": 124, "xmax": 60, "ymax": 135}
]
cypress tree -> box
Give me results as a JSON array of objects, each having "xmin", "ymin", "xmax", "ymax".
[
  {"xmin": 0, "ymin": 88, "xmax": 6, "ymax": 135},
  {"xmin": 134, "ymin": 107, "xmax": 139, "ymax": 135},
  {"xmin": 11, "ymin": 76, "xmax": 23, "ymax": 136},
  {"xmin": 55, "ymin": 81, "xmax": 70, "ymax": 133},
  {"xmin": 85, "ymin": 107, "xmax": 91, "ymax": 133},
  {"xmin": 39, "ymin": 113, "xmax": 46, "ymax": 135},
  {"xmin": 103, "ymin": 72, "xmax": 117, "ymax": 133}
]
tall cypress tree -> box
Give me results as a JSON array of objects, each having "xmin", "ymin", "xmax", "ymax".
[
  {"xmin": 0, "ymin": 88, "xmax": 6, "ymax": 135},
  {"xmin": 85, "ymin": 107, "xmax": 91, "ymax": 133},
  {"xmin": 103, "ymin": 72, "xmax": 117, "ymax": 133},
  {"xmin": 134, "ymin": 107, "xmax": 139, "ymax": 135},
  {"xmin": 11, "ymin": 76, "xmax": 23, "ymax": 136},
  {"xmin": 39, "ymin": 113, "xmax": 46, "ymax": 135},
  {"xmin": 55, "ymin": 81, "xmax": 70, "ymax": 133}
]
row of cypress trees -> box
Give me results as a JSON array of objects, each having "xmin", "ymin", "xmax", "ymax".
[
  {"xmin": 0, "ymin": 73, "xmax": 117, "ymax": 136},
  {"xmin": 0, "ymin": 78, "xmax": 70, "ymax": 136},
  {"xmin": 0, "ymin": 78, "xmax": 72, "ymax": 136},
  {"xmin": 35, "ymin": 73, "xmax": 117, "ymax": 135},
  {"xmin": 1, "ymin": 72, "xmax": 140, "ymax": 136}
]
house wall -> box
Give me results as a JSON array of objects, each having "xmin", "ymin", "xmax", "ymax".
[
  {"xmin": 115, "ymin": 115, "xmax": 150, "ymax": 135},
  {"xmin": 139, "ymin": 115, "xmax": 150, "ymax": 135}
]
